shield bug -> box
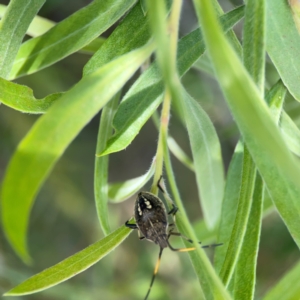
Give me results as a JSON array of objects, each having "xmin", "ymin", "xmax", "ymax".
[{"xmin": 125, "ymin": 179, "xmax": 221, "ymax": 300}]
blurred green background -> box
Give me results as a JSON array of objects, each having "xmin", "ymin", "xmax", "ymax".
[{"xmin": 1, "ymin": 0, "xmax": 300, "ymax": 299}]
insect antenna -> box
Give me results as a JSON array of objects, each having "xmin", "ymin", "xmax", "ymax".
[{"xmin": 144, "ymin": 247, "xmax": 164, "ymax": 300}]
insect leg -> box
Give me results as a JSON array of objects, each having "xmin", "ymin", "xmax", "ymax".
[
  {"xmin": 168, "ymin": 231, "xmax": 223, "ymax": 249},
  {"xmin": 167, "ymin": 238, "xmax": 196, "ymax": 252},
  {"xmin": 168, "ymin": 204, "xmax": 178, "ymax": 216},
  {"xmin": 144, "ymin": 247, "xmax": 164, "ymax": 300},
  {"xmin": 157, "ymin": 176, "xmax": 179, "ymax": 223},
  {"xmin": 125, "ymin": 220, "xmax": 138, "ymax": 230}
]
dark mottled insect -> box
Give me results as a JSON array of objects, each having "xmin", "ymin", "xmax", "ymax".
[{"xmin": 125, "ymin": 180, "xmax": 221, "ymax": 300}]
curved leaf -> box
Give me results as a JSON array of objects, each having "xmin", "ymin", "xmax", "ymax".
[
  {"xmin": 215, "ymin": 81, "xmax": 286, "ymax": 285},
  {"xmin": 266, "ymin": 0, "xmax": 300, "ymax": 101},
  {"xmin": 0, "ymin": 78, "xmax": 62, "ymax": 113},
  {"xmin": 231, "ymin": 1, "xmax": 265, "ymax": 297},
  {"xmin": 108, "ymin": 158, "xmax": 155, "ymax": 203},
  {"xmin": 181, "ymin": 91, "xmax": 224, "ymax": 229},
  {"xmin": 152, "ymin": 112, "xmax": 195, "ymax": 171},
  {"xmin": 0, "ymin": 4, "xmax": 105, "ymax": 54},
  {"xmin": 83, "ymin": 2, "xmax": 150, "ymax": 75},
  {"xmin": 9, "ymin": 0, "xmax": 136, "ymax": 79},
  {"xmin": 1, "ymin": 43, "xmax": 154, "ymax": 263},
  {"xmin": 4, "ymin": 225, "xmax": 131, "ymax": 296},
  {"xmin": 167, "ymin": 137, "xmax": 195, "ymax": 171},
  {"xmin": 0, "ymin": 0, "xmax": 45, "ymax": 78},
  {"xmin": 100, "ymin": 6, "xmax": 245, "ymax": 156},
  {"xmin": 215, "ymin": 142, "xmax": 244, "ymax": 272},
  {"xmin": 94, "ymin": 93, "xmax": 120, "ymax": 235}
]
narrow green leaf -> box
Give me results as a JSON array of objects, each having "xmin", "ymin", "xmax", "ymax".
[
  {"xmin": 181, "ymin": 91, "xmax": 224, "ymax": 229},
  {"xmin": 4, "ymin": 225, "xmax": 131, "ymax": 296},
  {"xmin": 0, "ymin": 78, "xmax": 62, "ymax": 113},
  {"xmin": 210, "ymin": 1, "xmax": 243, "ymax": 57},
  {"xmin": 9, "ymin": 0, "xmax": 137, "ymax": 79},
  {"xmin": 80, "ymin": 38, "xmax": 105, "ymax": 55},
  {"xmin": 1, "ymin": 43, "xmax": 154, "ymax": 263},
  {"xmin": 219, "ymin": 146, "xmax": 256, "ymax": 286},
  {"xmin": 108, "ymin": 159, "xmax": 155, "ymax": 203},
  {"xmin": 215, "ymin": 142, "xmax": 243, "ymax": 272},
  {"xmin": 215, "ymin": 81, "xmax": 286, "ymax": 278},
  {"xmin": 100, "ymin": 6, "xmax": 245, "ymax": 156},
  {"xmin": 167, "ymin": 137, "xmax": 195, "ymax": 171},
  {"xmin": 233, "ymin": 175, "xmax": 264, "ymax": 299},
  {"xmin": 264, "ymin": 260, "xmax": 300, "ymax": 300},
  {"xmin": 266, "ymin": 0, "xmax": 300, "ymax": 101},
  {"xmin": 0, "ymin": 4, "xmax": 105, "ymax": 54},
  {"xmin": 152, "ymin": 112, "xmax": 195, "ymax": 171},
  {"xmin": 0, "ymin": 0, "xmax": 45, "ymax": 78},
  {"xmin": 94, "ymin": 92, "xmax": 120, "ymax": 235},
  {"xmin": 84, "ymin": 2, "xmax": 150, "ymax": 75},
  {"xmin": 242, "ymin": 0, "xmax": 265, "ymax": 91},
  {"xmin": 193, "ymin": 0, "xmax": 300, "ymax": 251},
  {"xmin": 231, "ymin": 0, "xmax": 265, "ymax": 297}
]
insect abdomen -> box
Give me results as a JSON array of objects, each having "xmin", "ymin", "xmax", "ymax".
[{"xmin": 134, "ymin": 192, "xmax": 168, "ymax": 248}]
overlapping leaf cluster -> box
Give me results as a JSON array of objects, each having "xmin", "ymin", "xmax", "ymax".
[{"xmin": 1, "ymin": 0, "xmax": 300, "ymax": 299}]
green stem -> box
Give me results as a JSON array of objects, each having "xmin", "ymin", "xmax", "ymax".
[
  {"xmin": 151, "ymin": 89, "xmax": 171, "ymax": 195},
  {"xmin": 168, "ymin": 0, "xmax": 182, "ymax": 64},
  {"xmin": 163, "ymin": 133, "xmax": 231, "ymax": 300},
  {"xmin": 150, "ymin": 0, "xmax": 182, "ymax": 194}
]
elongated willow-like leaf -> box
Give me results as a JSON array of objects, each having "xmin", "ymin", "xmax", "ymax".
[
  {"xmin": 0, "ymin": 4, "xmax": 105, "ymax": 54},
  {"xmin": 100, "ymin": 6, "xmax": 245, "ymax": 156},
  {"xmin": 266, "ymin": 0, "xmax": 300, "ymax": 101},
  {"xmin": 263, "ymin": 260, "xmax": 300, "ymax": 300},
  {"xmin": 4, "ymin": 226, "xmax": 131, "ymax": 296},
  {"xmin": 167, "ymin": 137, "xmax": 195, "ymax": 171},
  {"xmin": 231, "ymin": 0, "xmax": 265, "ymax": 297},
  {"xmin": 215, "ymin": 81, "xmax": 287, "ymax": 273},
  {"xmin": 214, "ymin": 142, "xmax": 243, "ymax": 271},
  {"xmin": 0, "ymin": 78, "xmax": 62, "ymax": 113},
  {"xmin": 152, "ymin": 112, "xmax": 195, "ymax": 171},
  {"xmin": 9, "ymin": 0, "xmax": 136, "ymax": 79},
  {"xmin": 1, "ymin": 43, "xmax": 154, "ymax": 263},
  {"xmin": 94, "ymin": 93, "xmax": 120, "ymax": 235},
  {"xmin": 108, "ymin": 159, "xmax": 155, "ymax": 203},
  {"xmin": 180, "ymin": 92, "xmax": 224, "ymax": 229},
  {"xmin": 219, "ymin": 145, "xmax": 256, "ymax": 287},
  {"xmin": 0, "ymin": 4, "xmax": 52, "ymax": 37},
  {"xmin": 193, "ymin": 0, "xmax": 300, "ymax": 250},
  {"xmin": 83, "ymin": 2, "xmax": 150, "ymax": 75},
  {"xmin": 0, "ymin": 0, "xmax": 45, "ymax": 78},
  {"xmin": 233, "ymin": 175, "xmax": 263, "ymax": 298},
  {"xmin": 233, "ymin": 83, "xmax": 286, "ymax": 297}
]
